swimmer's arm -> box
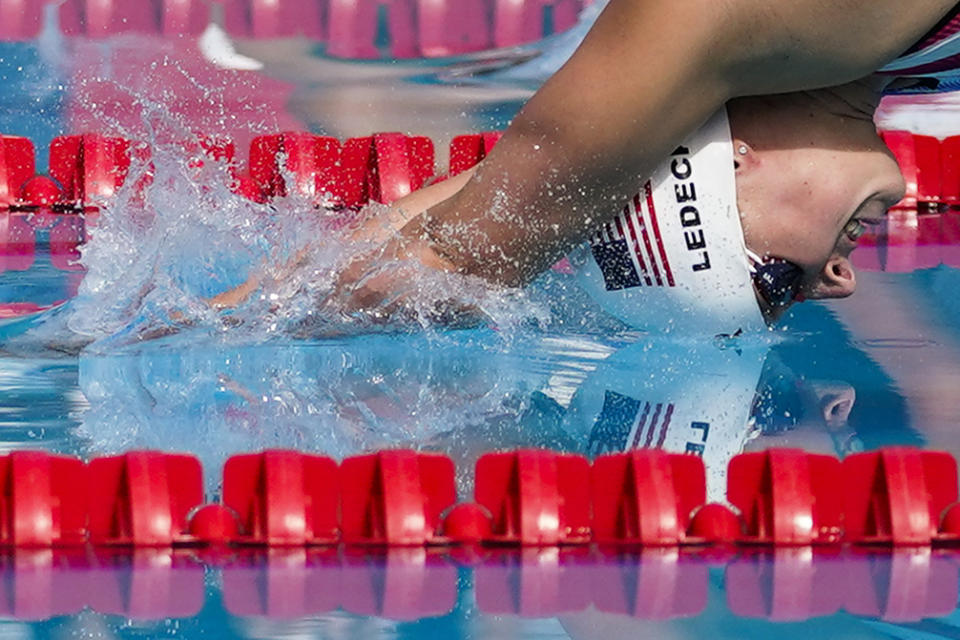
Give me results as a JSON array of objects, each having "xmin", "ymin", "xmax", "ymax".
[
  {"xmin": 351, "ymin": 168, "xmax": 476, "ymax": 245},
  {"xmin": 410, "ymin": 0, "xmax": 956, "ymax": 286},
  {"xmin": 207, "ymin": 169, "xmax": 477, "ymax": 310}
]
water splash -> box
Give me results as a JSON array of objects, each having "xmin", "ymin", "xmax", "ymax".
[{"xmin": 58, "ymin": 64, "xmax": 551, "ymax": 349}]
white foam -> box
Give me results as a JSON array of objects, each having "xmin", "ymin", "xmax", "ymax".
[
  {"xmin": 61, "ymin": 73, "xmax": 552, "ymax": 349},
  {"xmin": 199, "ymin": 23, "xmax": 264, "ymax": 71}
]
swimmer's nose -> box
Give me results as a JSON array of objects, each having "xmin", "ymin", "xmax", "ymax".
[{"xmin": 809, "ymin": 255, "xmax": 857, "ymax": 299}]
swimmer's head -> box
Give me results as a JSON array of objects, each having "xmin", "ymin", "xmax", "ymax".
[{"xmin": 728, "ymin": 82, "xmax": 906, "ymax": 322}]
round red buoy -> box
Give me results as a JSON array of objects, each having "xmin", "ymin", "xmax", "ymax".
[
  {"xmin": 442, "ymin": 503, "xmax": 492, "ymax": 543},
  {"xmin": 19, "ymin": 175, "xmax": 62, "ymax": 208},
  {"xmin": 189, "ymin": 504, "xmax": 241, "ymax": 544},
  {"xmin": 688, "ymin": 503, "xmax": 741, "ymax": 543},
  {"xmin": 941, "ymin": 502, "xmax": 960, "ymax": 536}
]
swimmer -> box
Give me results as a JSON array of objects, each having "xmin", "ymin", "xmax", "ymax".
[
  {"xmin": 300, "ymin": 81, "xmax": 904, "ymax": 334},
  {"xmin": 326, "ymin": 0, "xmax": 958, "ymax": 308},
  {"xmin": 208, "ymin": 81, "xmax": 904, "ymax": 334}
]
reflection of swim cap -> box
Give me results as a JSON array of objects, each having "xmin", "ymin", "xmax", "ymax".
[
  {"xmin": 569, "ymin": 110, "xmax": 766, "ymax": 336},
  {"xmin": 562, "ymin": 340, "xmax": 768, "ymax": 501}
]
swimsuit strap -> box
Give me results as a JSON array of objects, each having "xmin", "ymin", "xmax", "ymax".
[
  {"xmin": 879, "ymin": 3, "xmax": 960, "ymax": 91},
  {"xmin": 906, "ymin": 2, "xmax": 960, "ymax": 54}
]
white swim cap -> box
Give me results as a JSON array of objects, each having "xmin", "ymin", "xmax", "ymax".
[{"xmin": 569, "ymin": 109, "xmax": 766, "ymax": 336}]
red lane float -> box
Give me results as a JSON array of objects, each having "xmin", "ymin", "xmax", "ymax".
[
  {"xmin": 416, "ymin": 0, "xmax": 491, "ymax": 58},
  {"xmin": 223, "ymin": 450, "xmax": 339, "ymax": 546},
  {"xmin": 473, "ymin": 449, "xmax": 591, "ymax": 545},
  {"xmin": 0, "ymin": 451, "xmax": 87, "ymax": 547},
  {"xmin": 249, "ymin": 132, "xmax": 341, "ymax": 204},
  {"xmin": 339, "ymin": 132, "xmax": 434, "ymax": 206},
  {"xmin": 340, "ymin": 450, "xmax": 455, "ymax": 545},
  {"xmin": 9, "ymin": 0, "xmax": 591, "ymax": 56},
  {"xmin": 60, "ymin": 0, "xmax": 209, "ymax": 36},
  {"xmin": 325, "ymin": 0, "xmax": 589, "ymax": 58},
  {"xmin": 239, "ymin": 131, "xmax": 434, "ymax": 207},
  {"xmin": 844, "ymin": 448, "xmax": 959, "ymax": 545},
  {"xmin": 591, "ymin": 450, "xmax": 705, "ymax": 546},
  {"xmin": 728, "ymin": 449, "xmax": 843, "ymax": 545},
  {"xmin": 0, "ymin": 134, "xmax": 134, "ymax": 278},
  {"xmin": 881, "ymin": 130, "xmax": 960, "ymax": 209},
  {"xmin": 0, "ymin": 136, "xmax": 35, "ymax": 208},
  {"xmin": 0, "ymin": 129, "xmax": 440, "ymax": 282},
  {"xmin": 5, "ymin": 446, "xmax": 960, "ymax": 548},
  {"xmin": 449, "ymin": 131, "xmax": 501, "ymax": 176},
  {"xmin": 87, "ymin": 451, "xmax": 204, "ymax": 546},
  {"xmin": 0, "ymin": 0, "xmax": 45, "ymax": 41},
  {"xmin": 223, "ymin": 0, "xmax": 324, "ymax": 38},
  {"xmin": 492, "ymin": 0, "xmax": 584, "ymax": 48},
  {"xmin": 326, "ymin": 0, "xmax": 418, "ymax": 59},
  {"xmin": 49, "ymin": 134, "xmax": 134, "ymax": 206},
  {"xmin": 5, "ymin": 128, "xmax": 960, "ymax": 282}
]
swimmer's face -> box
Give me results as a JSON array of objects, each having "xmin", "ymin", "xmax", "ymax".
[
  {"xmin": 744, "ymin": 381, "xmax": 858, "ymax": 456},
  {"xmin": 730, "ymin": 88, "xmax": 906, "ymax": 322}
]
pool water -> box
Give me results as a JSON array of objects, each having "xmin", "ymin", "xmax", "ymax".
[{"xmin": 2, "ymin": 2, "xmax": 960, "ymax": 639}]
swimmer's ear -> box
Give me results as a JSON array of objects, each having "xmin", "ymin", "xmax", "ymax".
[
  {"xmin": 809, "ymin": 255, "xmax": 857, "ymax": 300},
  {"xmin": 733, "ymin": 139, "xmax": 755, "ymax": 172}
]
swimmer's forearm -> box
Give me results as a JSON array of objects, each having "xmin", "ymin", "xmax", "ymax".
[
  {"xmin": 351, "ymin": 168, "xmax": 476, "ymax": 245},
  {"xmin": 417, "ymin": 0, "xmax": 737, "ymax": 284},
  {"xmin": 415, "ymin": 0, "xmax": 957, "ymax": 286},
  {"xmin": 394, "ymin": 169, "xmax": 476, "ymax": 224}
]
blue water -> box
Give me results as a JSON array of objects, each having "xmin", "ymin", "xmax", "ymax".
[{"xmin": 2, "ymin": 4, "xmax": 960, "ymax": 639}]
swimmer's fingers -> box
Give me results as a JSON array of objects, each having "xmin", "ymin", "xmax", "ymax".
[
  {"xmin": 207, "ymin": 275, "xmax": 262, "ymax": 310},
  {"xmin": 330, "ymin": 233, "xmax": 459, "ymax": 313},
  {"xmin": 426, "ymin": 298, "xmax": 485, "ymax": 328},
  {"xmin": 271, "ymin": 244, "xmax": 316, "ymax": 281},
  {"xmin": 208, "ymin": 243, "xmax": 317, "ymax": 312}
]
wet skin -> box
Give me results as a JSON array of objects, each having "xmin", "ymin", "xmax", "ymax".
[{"xmin": 728, "ymin": 83, "xmax": 906, "ymax": 322}]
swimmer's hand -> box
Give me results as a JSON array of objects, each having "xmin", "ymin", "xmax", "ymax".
[
  {"xmin": 208, "ymin": 275, "xmax": 261, "ymax": 310},
  {"xmin": 205, "ymin": 244, "xmax": 316, "ymax": 311},
  {"xmin": 328, "ymin": 227, "xmax": 484, "ymax": 327}
]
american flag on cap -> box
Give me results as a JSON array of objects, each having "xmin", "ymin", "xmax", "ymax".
[{"xmin": 589, "ymin": 181, "xmax": 675, "ymax": 291}]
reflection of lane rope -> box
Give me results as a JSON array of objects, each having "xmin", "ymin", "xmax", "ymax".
[{"xmin": 8, "ymin": 0, "xmax": 595, "ymax": 60}]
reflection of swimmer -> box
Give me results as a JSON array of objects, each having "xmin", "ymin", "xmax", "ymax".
[
  {"xmin": 75, "ymin": 332, "xmax": 593, "ymax": 486},
  {"xmin": 559, "ymin": 342, "xmax": 868, "ymax": 501},
  {"xmin": 561, "ymin": 341, "xmax": 766, "ymax": 499},
  {"xmin": 214, "ymin": 82, "xmax": 903, "ymax": 335}
]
